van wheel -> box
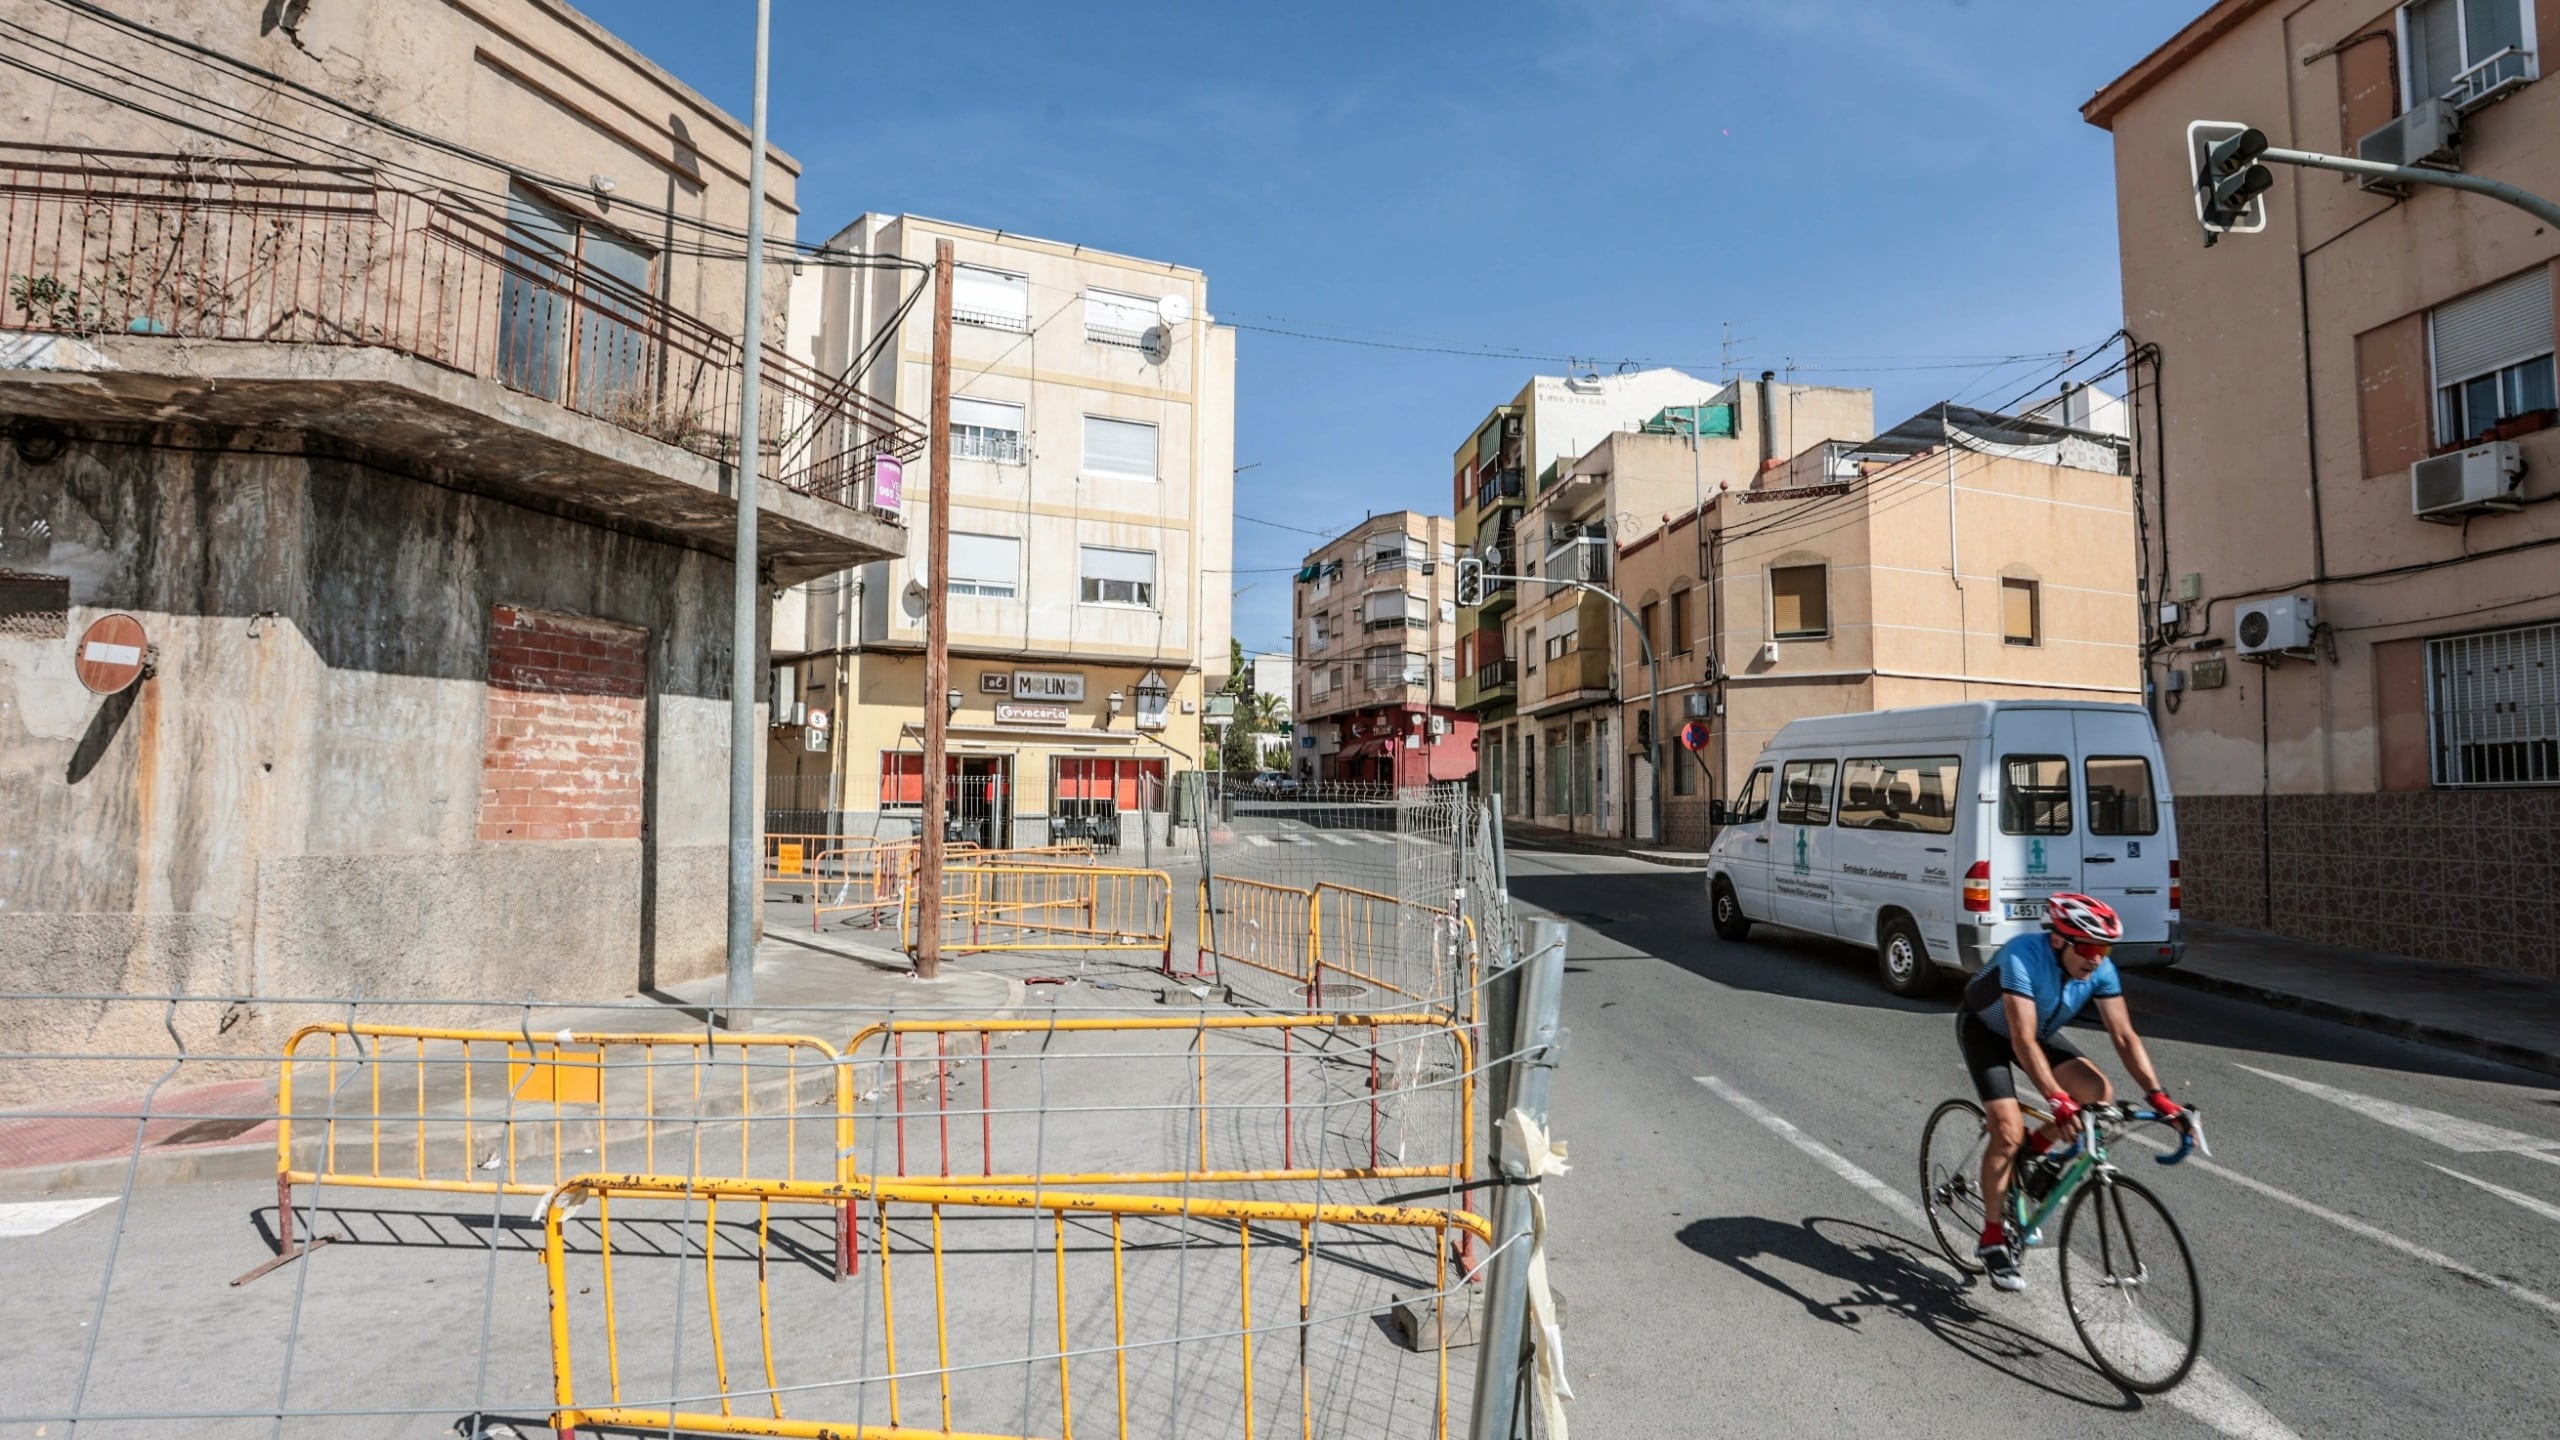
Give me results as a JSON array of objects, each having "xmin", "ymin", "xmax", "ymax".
[
  {"xmin": 1711, "ymin": 880, "xmax": 1752, "ymax": 942},
  {"xmin": 1878, "ymin": 916, "xmax": 1938, "ymax": 997}
]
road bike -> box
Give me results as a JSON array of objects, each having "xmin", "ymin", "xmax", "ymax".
[{"xmin": 1918, "ymin": 1094, "xmax": 2209, "ymax": 1392}]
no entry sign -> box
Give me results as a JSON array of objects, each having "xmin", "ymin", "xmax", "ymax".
[{"xmin": 74, "ymin": 613, "xmax": 148, "ymax": 695}]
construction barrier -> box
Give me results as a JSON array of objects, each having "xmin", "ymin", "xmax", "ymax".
[
  {"xmin": 1196, "ymin": 875, "xmax": 1320, "ymax": 992},
  {"xmin": 838, "ymin": 1014, "xmax": 1475, "ymax": 1193},
  {"xmin": 903, "ymin": 864, "xmax": 1173, "ymax": 967},
  {"xmin": 272, "ymin": 1024, "xmax": 848, "ymax": 1256},
  {"xmin": 812, "ymin": 842, "xmax": 1096, "ymax": 931},
  {"xmin": 541, "ymin": 1173, "xmax": 1492, "ymax": 1440}
]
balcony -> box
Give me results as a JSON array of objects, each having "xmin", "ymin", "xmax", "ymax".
[
  {"xmin": 1475, "ymin": 572, "xmax": 1517, "ymax": 615},
  {"xmin": 1459, "ymin": 658, "xmax": 1516, "ymax": 710},
  {"xmin": 0, "ymin": 147, "xmax": 921, "ymax": 579},
  {"xmin": 1525, "ymin": 647, "xmax": 1614, "ymax": 712},
  {"xmin": 1474, "ymin": 468, "xmax": 1525, "ymax": 511}
]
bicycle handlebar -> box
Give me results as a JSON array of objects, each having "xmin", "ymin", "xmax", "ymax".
[{"xmin": 2038, "ymin": 1100, "xmax": 2208, "ymax": 1166}]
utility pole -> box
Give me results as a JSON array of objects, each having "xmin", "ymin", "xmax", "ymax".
[
  {"xmin": 722, "ymin": 0, "xmax": 772, "ymax": 1023},
  {"xmin": 915, "ymin": 239, "xmax": 955, "ymax": 981}
]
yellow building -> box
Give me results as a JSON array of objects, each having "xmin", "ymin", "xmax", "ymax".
[{"xmin": 770, "ymin": 215, "xmax": 1237, "ymax": 847}]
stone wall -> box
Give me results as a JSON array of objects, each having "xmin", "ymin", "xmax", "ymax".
[{"xmin": 2177, "ymin": 790, "xmax": 2560, "ymax": 979}]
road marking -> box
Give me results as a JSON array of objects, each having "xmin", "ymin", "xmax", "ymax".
[
  {"xmin": 2232, "ymin": 1064, "xmax": 2560, "ymax": 1158},
  {"xmin": 1246, "ymin": 835, "xmax": 1275, "ymax": 848},
  {"xmin": 1695, "ymin": 1076, "xmax": 2300, "ymax": 1440},
  {"xmin": 1361, "ymin": 834, "xmax": 1394, "ymax": 845},
  {"xmin": 2427, "ymin": 1164, "xmax": 2560, "ymax": 1228},
  {"xmin": 0, "ymin": 1196, "xmax": 116, "ymax": 1238},
  {"xmin": 1319, "ymin": 834, "xmax": 1355, "ymax": 847}
]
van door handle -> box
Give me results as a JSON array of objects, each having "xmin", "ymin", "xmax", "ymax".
[
  {"xmin": 2085, "ymin": 855, "xmax": 2115, "ymax": 864},
  {"xmin": 1753, "ymin": 836, "xmax": 1768, "ymax": 844},
  {"xmin": 1924, "ymin": 847, "xmax": 1948, "ymax": 854}
]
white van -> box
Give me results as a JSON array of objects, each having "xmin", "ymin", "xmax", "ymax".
[{"xmin": 1703, "ymin": 701, "xmax": 2182, "ymax": 996}]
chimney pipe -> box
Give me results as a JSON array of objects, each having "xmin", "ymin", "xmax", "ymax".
[{"xmin": 1757, "ymin": 370, "xmax": 1779, "ymax": 472}]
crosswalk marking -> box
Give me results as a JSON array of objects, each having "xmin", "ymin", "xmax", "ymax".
[
  {"xmin": 1319, "ymin": 835, "xmax": 1355, "ymax": 847},
  {"xmin": 1246, "ymin": 835, "xmax": 1275, "ymax": 848},
  {"xmin": 2234, "ymin": 1064, "xmax": 2560, "ymax": 1157},
  {"xmin": 0, "ymin": 1196, "xmax": 116, "ymax": 1238}
]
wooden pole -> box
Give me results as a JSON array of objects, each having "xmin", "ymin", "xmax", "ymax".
[{"xmin": 916, "ymin": 239, "xmax": 955, "ymax": 980}]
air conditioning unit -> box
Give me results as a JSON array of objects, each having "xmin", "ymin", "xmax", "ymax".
[
  {"xmin": 2355, "ymin": 97, "xmax": 2459, "ymax": 189},
  {"xmin": 2412, "ymin": 440, "xmax": 2525, "ymax": 522},
  {"xmin": 1428, "ymin": 715, "xmax": 1452, "ymax": 736},
  {"xmin": 2234, "ymin": 595, "xmax": 2315, "ymax": 656}
]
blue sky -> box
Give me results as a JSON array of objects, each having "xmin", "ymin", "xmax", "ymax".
[{"xmin": 592, "ymin": 0, "xmax": 2197, "ymax": 660}]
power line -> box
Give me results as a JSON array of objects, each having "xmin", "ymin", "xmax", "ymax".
[{"xmin": 1222, "ymin": 313, "xmax": 2076, "ymax": 378}]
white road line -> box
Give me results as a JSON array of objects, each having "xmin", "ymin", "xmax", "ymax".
[
  {"xmin": 1246, "ymin": 835, "xmax": 1275, "ymax": 848},
  {"xmin": 1361, "ymin": 834, "xmax": 1394, "ymax": 845},
  {"xmin": 1696, "ymin": 1076, "xmax": 2301, "ymax": 1440},
  {"xmin": 2427, "ymin": 1164, "xmax": 2560, "ymax": 1229},
  {"xmin": 0, "ymin": 1196, "xmax": 116, "ymax": 1238},
  {"xmin": 1319, "ymin": 835, "xmax": 1355, "ymax": 847},
  {"xmin": 2232, "ymin": 1064, "xmax": 2560, "ymax": 1158}
]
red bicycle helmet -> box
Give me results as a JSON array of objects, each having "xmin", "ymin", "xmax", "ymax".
[{"xmin": 2045, "ymin": 892, "xmax": 2123, "ymax": 945}]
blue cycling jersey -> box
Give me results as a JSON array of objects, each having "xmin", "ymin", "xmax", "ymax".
[{"xmin": 1963, "ymin": 932, "xmax": 2121, "ymax": 1042}]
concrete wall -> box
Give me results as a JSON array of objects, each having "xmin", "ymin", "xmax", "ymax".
[
  {"xmin": 0, "ymin": 426, "xmax": 740, "ymax": 1097},
  {"xmin": 2089, "ymin": 0, "xmax": 2560, "ymax": 972}
]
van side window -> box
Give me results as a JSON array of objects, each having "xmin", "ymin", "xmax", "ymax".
[
  {"xmin": 2086, "ymin": 756, "xmax": 2159, "ymax": 835},
  {"xmin": 1839, "ymin": 756, "xmax": 1960, "ymax": 834},
  {"xmin": 2000, "ymin": 755, "xmax": 2073, "ymax": 835},
  {"xmin": 1777, "ymin": 759, "xmax": 1837, "ymax": 827},
  {"xmin": 1731, "ymin": 768, "xmax": 1771, "ymax": 824}
]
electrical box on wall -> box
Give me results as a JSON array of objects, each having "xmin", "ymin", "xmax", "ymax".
[{"xmin": 2176, "ymin": 573, "xmax": 2203, "ymax": 604}]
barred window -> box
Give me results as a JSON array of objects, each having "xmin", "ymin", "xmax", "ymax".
[{"xmin": 2428, "ymin": 621, "xmax": 2559, "ymax": 786}]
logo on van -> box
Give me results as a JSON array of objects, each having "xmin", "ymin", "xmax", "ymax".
[
  {"xmin": 1793, "ymin": 829, "xmax": 1811, "ymax": 875},
  {"xmin": 2028, "ymin": 839, "xmax": 2049, "ymax": 875}
]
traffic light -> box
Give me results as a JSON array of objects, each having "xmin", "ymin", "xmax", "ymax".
[
  {"xmin": 1454, "ymin": 556, "xmax": 1484, "ymax": 607},
  {"xmin": 2188, "ymin": 121, "xmax": 2272, "ymax": 244}
]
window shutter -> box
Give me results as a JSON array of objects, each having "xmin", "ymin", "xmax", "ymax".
[
  {"xmin": 954, "ymin": 266, "xmax": 1028, "ymax": 327},
  {"xmin": 1082, "ymin": 416, "xmax": 1159, "ymax": 477},
  {"xmin": 947, "ymin": 533, "xmax": 1019, "ymax": 588},
  {"xmin": 1085, "ymin": 290, "xmax": 1156, "ymax": 338},
  {"xmin": 1079, "ymin": 546, "xmax": 1155, "ymax": 584},
  {"xmin": 2431, "ymin": 266, "xmax": 2554, "ymax": 385},
  {"xmin": 951, "ymin": 396, "xmax": 1024, "ymax": 432}
]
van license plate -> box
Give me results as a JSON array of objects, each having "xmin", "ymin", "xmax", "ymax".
[{"xmin": 2004, "ymin": 901, "xmax": 2044, "ymax": 920}]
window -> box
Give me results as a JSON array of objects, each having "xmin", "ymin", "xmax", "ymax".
[
  {"xmin": 954, "ymin": 265, "xmax": 1029, "ymax": 331},
  {"xmin": 1082, "ymin": 415, "xmax": 1160, "ymax": 479},
  {"xmin": 2432, "ymin": 268, "xmax": 2556, "ymax": 446},
  {"xmin": 1439, "ymin": 654, "xmax": 1456, "ymax": 682},
  {"xmin": 1078, "ymin": 545, "xmax": 1156, "ymax": 607},
  {"xmin": 1640, "ymin": 601, "xmax": 1661, "ymax": 660},
  {"xmin": 1728, "ymin": 767, "xmax": 1770, "ymax": 824},
  {"xmin": 1311, "ymin": 667, "xmax": 1331, "ymax": 699},
  {"xmin": 2428, "ymin": 620, "xmax": 2559, "ymax": 785},
  {"xmin": 953, "ymin": 397, "xmax": 1026, "ymax": 464},
  {"xmin": 1328, "ymin": 665, "xmax": 1343, "ymax": 694},
  {"xmin": 1769, "ymin": 564, "xmax": 1829, "ymax": 639},
  {"xmin": 947, "ymin": 532, "xmax": 1020, "ymax": 598},
  {"xmin": 1545, "ymin": 630, "xmax": 1575, "ymax": 661},
  {"xmin": 1522, "ymin": 623, "xmax": 1539, "ymax": 674},
  {"xmin": 1085, "ymin": 290, "xmax": 1158, "ymax": 348},
  {"xmin": 1777, "ymin": 759, "xmax": 1837, "ymax": 827},
  {"xmin": 500, "ymin": 186, "xmax": 653, "ymax": 411},
  {"xmin": 2000, "ymin": 755, "xmax": 2074, "ymax": 835},
  {"xmin": 1672, "ymin": 745, "xmax": 1696, "ymax": 796},
  {"xmin": 1838, "ymin": 756, "xmax": 1961, "ymax": 834},
  {"xmin": 1309, "ymin": 613, "xmax": 1331, "ymax": 653},
  {"xmin": 1363, "ymin": 590, "xmax": 1424, "ymax": 630},
  {"xmin": 2403, "ymin": 0, "xmax": 2536, "ymax": 108},
  {"xmin": 1670, "ymin": 587, "xmax": 1693, "ymax": 655},
  {"xmin": 2085, "ymin": 756, "xmax": 2161, "ymax": 835},
  {"xmin": 2002, "ymin": 578, "xmax": 2041, "ymax": 647}
]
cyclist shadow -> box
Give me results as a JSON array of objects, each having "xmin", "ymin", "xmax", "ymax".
[{"xmin": 1675, "ymin": 1214, "xmax": 2138, "ymax": 1411}]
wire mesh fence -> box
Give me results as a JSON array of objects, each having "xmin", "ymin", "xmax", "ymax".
[{"xmin": 0, "ymin": 786, "xmax": 1553, "ymax": 1438}]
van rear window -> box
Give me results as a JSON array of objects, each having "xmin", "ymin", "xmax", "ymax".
[
  {"xmin": 2086, "ymin": 756, "xmax": 2159, "ymax": 835},
  {"xmin": 1838, "ymin": 756, "xmax": 1960, "ymax": 834},
  {"xmin": 2000, "ymin": 755, "xmax": 2073, "ymax": 835}
]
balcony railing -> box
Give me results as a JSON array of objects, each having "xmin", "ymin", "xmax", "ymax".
[
  {"xmin": 1474, "ymin": 468, "xmax": 1524, "ymax": 509},
  {"xmin": 0, "ymin": 145, "xmax": 923, "ymax": 515}
]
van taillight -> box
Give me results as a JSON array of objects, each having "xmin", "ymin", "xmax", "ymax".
[
  {"xmin": 1963, "ymin": 861, "xmax": 1991, "ymax": 913},
  {"xmin": 2169, "ymin": 859, "xmax": 2182, "ymax": 915}
]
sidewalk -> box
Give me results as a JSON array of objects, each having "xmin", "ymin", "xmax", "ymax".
[
  {"xmin": 2164, "ymin": 921, "xmax": 2560, "ymax": 1079},
  {"xmin": 0, "ymin": 929, "xmax": 1029, "ymax": 1198},
  {"xmin": 1504, "ymin": 820, "xmax": 1714, "ymax": 869}
]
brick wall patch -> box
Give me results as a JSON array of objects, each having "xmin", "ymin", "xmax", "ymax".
[{"xmin": 478, "ymin": 605, "xmax": 647, "ymax": 842}]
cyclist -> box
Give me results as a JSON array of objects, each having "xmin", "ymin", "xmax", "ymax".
[{"xmin": 1957, "ymin": 892, "xmax": 2186, "ymax": 1291}]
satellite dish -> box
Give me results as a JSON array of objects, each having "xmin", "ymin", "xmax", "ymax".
[
  {"xmin": 1155, "ymin": 294, "xmax": 1190, "ymax": 326},
  {"xmin": 1140, "ymin": 325, "xmax": 1173, "ymax": 364}
]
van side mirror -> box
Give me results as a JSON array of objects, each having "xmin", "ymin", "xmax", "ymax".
[{"xmin": 1709, "ymin": 800, "xmax": 1732, "ymax": 826}]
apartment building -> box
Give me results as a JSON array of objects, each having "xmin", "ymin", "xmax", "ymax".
[
  {"xmin": 1479, "ymin": 376, "xmax": 1872, "ymax": 836},
  {"xmin": 778, "ymin": 215, "xmax": 1236, "ymax": 846},
  {"xmin": 1292, "ymin": 513, "xmax": 1473, "ymax": 786},
  {"xmin": 1616, "ymin": 402, "xmax": 2144, "ymax": 847},
  {"xmin": 2086, "ymin": 0, "xmax": 2560, "ymax": 974},
  {"xmin": 0, "ymin": 0, "xmax": 905, "ymax": 1075}
]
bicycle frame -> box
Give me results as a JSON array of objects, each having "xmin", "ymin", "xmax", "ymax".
[{"xmin": 2009, "ymin": 1101, "xmax": 2204, "ymax": 1245}]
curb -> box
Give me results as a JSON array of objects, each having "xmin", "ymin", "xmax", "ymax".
[
  {"xmin": 1625, "ymin": 851, "xmax": 1713, "ymax": 870},
  {"xmin": 2152, "ymin": 966, "xmax": 2560, "ymax": 1080}
]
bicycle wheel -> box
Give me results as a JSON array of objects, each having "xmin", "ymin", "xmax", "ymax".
[
  {"xmin": 2059, "ymin": 1172, "xmax": 2203, "ymax": 1393},
  {"xmin": 1918, "ymin": 1098, "xmax": 1991, "ymax": 1275}
]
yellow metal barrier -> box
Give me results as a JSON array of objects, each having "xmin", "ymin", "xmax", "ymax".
[
  {"xmin": 838, "ymin": 1013, "xmax": 1474, "ymax": 1194},
  {"xmin": 272, "ymin": 1024, "xmax": 849, "ymax": 1258},
  {"xmin": 541, "ymin": 1173, "xmax": 1490, "ymax": 1440},
  {"xmin": 901, "ymin": 864, "xmax": 1174, "ymax": 968},
  {"xmin": 1196, "ymin": 876, "xmax": 1319, "ymax": 993},
  {"xmin": 813, "ymin": 842, "xmax": 1095, "ymax": 930},
  {"xmin": 1311, "ymin": 884, "xmax": 1480, "ymax": 1023}
]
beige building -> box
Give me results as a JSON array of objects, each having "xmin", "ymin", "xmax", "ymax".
[
  {"xmin": 0, "ymin": 0, "xmax": 903, "ymax": 1078},
  {"xmin": 2086, "ymin": 0, "xmax": 2560, "ymax": 974},
  {"xmin": 1614, "ymin": 404, "xmax": 2145, "ymax": 847},
  {"xmin": 1292, "ymin": 513, "xmax": 1471, "ymax": 786},
  {"xmin": 774, "ymin": 216, "xmax": 1236, "ymax": 847},
  {"xmin": 1489, "ymin": 378, "xmax": 1871, "ymax": 836}
]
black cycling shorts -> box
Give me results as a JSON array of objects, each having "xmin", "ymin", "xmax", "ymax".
[{"xmin": 1957, "ymin": 1012, "xmax": 2086, "ymax": 1104}]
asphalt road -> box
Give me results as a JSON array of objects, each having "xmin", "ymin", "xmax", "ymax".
[{"xmin": 1508, "ymin": 846, "xmax": 2560, "ymax": 1440}]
